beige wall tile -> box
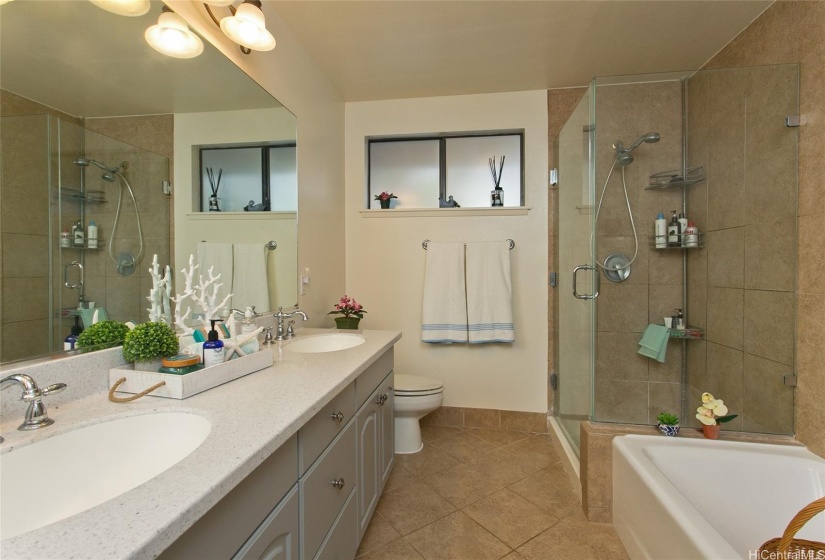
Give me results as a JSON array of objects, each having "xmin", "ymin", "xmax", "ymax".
[
  {"xmin": 464, "ymin": 408, "xmax": 501, "ymax": 429},
  {"xmin": 421, "ymin": 406, "xmax": 464, "ymax": 428},
  {"xmin": 649, "ymin": 342, "xmax": 681, "ymax": 384},
  {"xmin": 2, "ymin": 233, "xmax": 48, "ymax": 278},
  {"xmin": 706, "ymin": 287, "xmax": 743, "ymax": 350},
  {"xmin": 593, "ymin": 379, "xmax": 648, "ymax": 424},
  {"xmin": 707, "ymin": 228, "xmax": 744, "ymax": 288},
  {"xmin": 706, "ymin": 342, "xmax": 744, "ymax": 431},
  {"xmin": 744, "ymin": 289, "xmax": 794, "ymax": 365},
  {"xmin": 687, "ymin": 282, "xmax": 707, "ymax": 329},
  {"xmin": 2, "ymin": 276, "xmax": 49, "ymax": 322},
  {"xmin": 707, "ymin": 169, "xmax": 746, "ymax": 231},
  {"xmin": 597, "ymin": 283, "xmax": 648, "ymax": 333},
  {"xmin": 743, "ymin": 353, "xmax": 794, "ymax": 434},
  {"xmin": 1, "ymin": 319, "xmax": 50, "ymax": 362},
  {"xmin": 500, "ymin": 411, "xmax": 547, "ymax": 434},
  {"xmin": 581, "ymin": 430, "xmax": 614, "ymax": 511},
  {"xmin": 649, "ymin": 382, "xmax": 682, "ymax": 423},
  {"xmin": 744, "ymin": 218, "xmax": 796, "ymax": 292},
  {"xmin": 797, "ymin": 131, "xmax": 825, "ymax": 217},
  {"xmin": 798, "ymin": 213, "xmax": 825, "ymax": 294},
  {"xmin": 596, "ymin": 331, "xmax": 648, "ymax": 382},
  {"xmin": 686, "ymin": 340, "xmax": 707, "ymax": 392},
  {"xmin": 796, "ymin": 296, "xmax": 825, "ymax": 457},
  {"xmin": 648, "ymin": 284, "xmax": 683, "ymax": 328}
]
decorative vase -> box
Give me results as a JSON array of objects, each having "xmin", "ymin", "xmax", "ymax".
[
  {"xmin": 379, "ymin": 199, "xmax": 391, "ymax": 209},
  {"xmin": 702, "ymin": 424, "xmax": 721, "ymax": 440},
  {"xmin": 335, "ymin": 317, "xmax": 361, "ymax": 330},
  {"xmin": 658, "ymin": 423, "xmax": 680, "ymax": 437}
]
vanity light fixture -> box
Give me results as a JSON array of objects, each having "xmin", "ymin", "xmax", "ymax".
[
  {"xmin": 204, "ymin": 0, "xmax": 276, "ymax": 55},
  {"xmin": 145, "ymin": 6, "xmax": 204, "ymax": 59},
  {"xmin": 89, "ymin": 0, "xmax": 150, "ymax": 17}
]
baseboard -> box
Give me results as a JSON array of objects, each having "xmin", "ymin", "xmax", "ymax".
[{"xmin": 420, "ymin": 405, "xmax": 547, "ymax": 433}]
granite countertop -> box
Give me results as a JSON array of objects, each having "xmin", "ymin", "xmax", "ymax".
[{"xmin": 0, "ymin": 328, "xmax": 401, "ymax": 560}]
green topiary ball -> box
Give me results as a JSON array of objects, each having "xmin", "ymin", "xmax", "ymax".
[
  {"xmin": 122, "ymin": 321, "xmax": 179, "ymax": 362},
  {"xmin": 76, "ymin": 320, "xmax": 130, "ymax": 349}
]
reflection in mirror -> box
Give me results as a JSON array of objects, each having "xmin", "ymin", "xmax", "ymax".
[{"xmin": 0, "ymin": 0, "xmax": 297, "ymax": 365}]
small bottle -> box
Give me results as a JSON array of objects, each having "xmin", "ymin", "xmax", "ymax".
[
  {"xmin": 240, "ymin": 307, "xmax": 257, "ymax": 335},
  {"xmin": 202, "ymin": 319, "xmax": 225, "ymax": 367},
  {"xmin": 654, "ymin": 212, "xmax": 667, "ymax": 249},
  {"xmin": 64, "ymin": 320, "xmax": 83, "ymax": 350},
  {"xmin": 684, "ymin": 221, "xmax": 699, "ymax": 248},
  {"xmin": 491, "ymin": 187, "xmax": 503, "ymax": 207},
  {"xmin": 673, "ymin": 309, "xmax": 686, "ymax": 330},
  {"xmin": 87, "ymin": 220, "xmax": 98, "ymax": 249},
  {"xmin": 73, "ymin": 220, "xmax": 85, "ymax": 246},
  {"xmin": 667, "ymin": 211, "xmax": 681, "ymax": 247},
  {"xmin": 60, "ymin": 229, "xmax": 72, "ymax": 248},
  {"xmin": 678, "ymin": 213, "xmax": 688, "ymax": 246}
]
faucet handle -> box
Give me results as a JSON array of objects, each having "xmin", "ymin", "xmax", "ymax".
[
  {"xmin": 286, "ymin": 320, "xmax": 295, "ymax": 337},
  {"xmin": 42, "ymin": 383, "xmax": 67, "ymax": 397}
]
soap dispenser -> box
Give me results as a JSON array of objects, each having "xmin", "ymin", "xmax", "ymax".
[
  {"xmin": 240, "ymin": 307, "xmax": 257, "ymax": 335},
  {"xmin": 672, "ymin": 309, "xmax": 686, "ymax": 330},
  {"xmin": 202, "ymin": 319, "xmax": 225, "ymax": 367}
]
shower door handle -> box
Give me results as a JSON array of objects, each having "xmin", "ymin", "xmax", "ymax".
[
  {"xmin": 64, "ymin": 261, "xmax": 84, "ymax": 290},
  {"xmin": 572, "ymin": 264, "xmax": 599, "ymax": 300}
]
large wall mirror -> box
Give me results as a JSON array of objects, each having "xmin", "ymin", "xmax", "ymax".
[{"xmin": 0, "ymin": 0, "xmax": 297, "ymax": 364}]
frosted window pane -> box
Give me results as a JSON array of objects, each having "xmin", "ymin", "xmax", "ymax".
[
  {"xmin": 268, "ymin": 146, "xmax": 297, "ymax": 211},
  {"xmin": 369, "ymin": 140, "xmax": 439, "ymax": 209},
  {"xmin": 445, "ymin": 135, "xmax": 522, "ymax": 207},
  {"xmin": 202, "ymin": 148, "xmax": 261, "ymax": 212}
]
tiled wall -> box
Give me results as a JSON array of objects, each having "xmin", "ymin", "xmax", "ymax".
[
  {"xmin": 685, "ymin": 64, "xmax": 798, "ymax": 434},
  {"xmin": 695, "ymin": 0, "xmax": 825, "ymax": 454}
]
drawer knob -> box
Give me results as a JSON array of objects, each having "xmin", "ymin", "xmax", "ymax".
[
  {"xmin": 331, "ymin": 478, "xmax": 345, "ymax": 490},
  {"xmin": 374, "ymin": 395, "xmax": 383, "ymax": 406},
  {"xmin": 330, "ymin": 411, "xmax": 344, "ymax": 422}
]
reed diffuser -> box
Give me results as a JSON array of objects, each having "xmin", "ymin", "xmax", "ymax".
[
  {"xmin": 206, "ymin": 167, "xmax": 222, "ymax": 211},
  {"xmin": 489, "ymin": 155, "xmax": 505, "ymax": 207}
]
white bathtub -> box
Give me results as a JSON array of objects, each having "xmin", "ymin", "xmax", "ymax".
[{"xmin": 613, "ymin": 434, "xmax": 825, "ymax": 560}]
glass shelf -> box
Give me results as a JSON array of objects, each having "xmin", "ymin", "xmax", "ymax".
[
  {"xmin": 651, "ymin": 232, "xmax": 704, "ymax": 249},
  {"xmin": 56, "ymin": 188, "xmax": 106, "ymax": 203},
  {"xmin": 668, "ymin": 326, "xmax": 704, "ymax": 340},
  {"xmin": 60, "ymin": 240, "xmax": 103, "ymax": 250},
  {"xmin": 646, "ymin": 166, "xmax": 705, "ymax": 190}
]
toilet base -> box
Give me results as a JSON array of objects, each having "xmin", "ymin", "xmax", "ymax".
[{"xmin": 394, "ymin": 416, "xmax": 425, "ymax": 454}]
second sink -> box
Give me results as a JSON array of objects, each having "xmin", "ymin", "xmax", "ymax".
[{"xmin": 285, "ymin": 333, "xmax": 366, "ymax": 353}]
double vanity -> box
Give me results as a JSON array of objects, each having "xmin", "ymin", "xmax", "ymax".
[{"xmin": 0, "ymin": 328, "xmax": 401, "ymax": 560}]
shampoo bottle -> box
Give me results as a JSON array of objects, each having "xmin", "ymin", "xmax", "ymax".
[
  {"xmin": 240, "ymin": 307, "xmax": 257, "ymax": 335},
  {"xmin": 667, "ymin": 211, "xmax": 681, "ymax": 247},
  {"xmin": 678, "ymin": 213, "xmax": 688, "ymax": 246},
  {"xmin": 655, "ymin": 212, "xmax": 667, "ymax": 249},
  {"xmin": 87, "ymin": 220, "xmax": 98, "ymax": 249},
  {"xmin": 684, "ymin": 221, "xmax": 700, "ymax": 248},
  {"xmin": 202, "ymin": 319, "xmax": 225, "ymax": 367}
]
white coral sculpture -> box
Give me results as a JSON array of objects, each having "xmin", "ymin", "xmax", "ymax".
[
  {"xmin": 172, "ymin": 254, "xmax": 233, "ymax": 335},
  {"xmin": 147, "ymin": 254, "xmax": 173, "ymax": 326}
]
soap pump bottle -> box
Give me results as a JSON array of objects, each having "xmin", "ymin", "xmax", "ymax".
[
  {"xmin": 655, "ymin": 212, "xmax": 667, "ymax": 249},
  {"xmin": 667, "ymin": 211, "xmax": 681, "ymax": 247},
  {"xmin": 202, "ymin": 319, "xmax": 225, "ymax": 367},
  {"xmin": 672, "ymin": 309, "xmax": 686, "ymax": 330},
  {"xmin": 64, "ymin": 317, "xmax": 83, "ymax": 350},
  {"xmin": 240, "ymin": 307, "xmax": 257, "ymax": 335}
]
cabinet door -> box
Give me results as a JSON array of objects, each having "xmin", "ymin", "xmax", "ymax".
[
  {"xmin": 356, "ymin": 394, "xmax": 380, "ymax": 541},
  {"xmin": 379, "ymin": 373, "xmax": 395, "ymax": 488},
  {"xmin": 314, "ymin": 488, "xmax": 357, "ymax": 560},
  {"xmin": 233, "ymin": 486, "xmax": 299, "ymax": 560}
]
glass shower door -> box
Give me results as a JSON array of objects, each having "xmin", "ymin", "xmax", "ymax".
[{"xmin": 554, "ymin": 89, "xmax": 596, "ymax": 455}]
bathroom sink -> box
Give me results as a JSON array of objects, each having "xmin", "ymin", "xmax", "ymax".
[
  {"xmin": 285, "ymin": 333, "xmax": 366, "ymax": 353},
  {"xmin": 0, "ymin": 412, "xmax": 211, "ymax": 541}
]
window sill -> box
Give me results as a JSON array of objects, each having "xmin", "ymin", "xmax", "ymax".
[
  {"xmin": 187, "ymin": 211, "xmax": 297, "ymax": 220},
  {"xmin": 360, "ymin": 207, "xmax": 530, "ymax": 218}
]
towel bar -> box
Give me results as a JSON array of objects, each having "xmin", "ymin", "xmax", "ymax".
[
  {"xmin": 422, "ymin": 239, "xmax": 515, "ymax": 250},
  {"xmin": 199, "ymin": 240, "xmax": 278, "ymax": 250}
]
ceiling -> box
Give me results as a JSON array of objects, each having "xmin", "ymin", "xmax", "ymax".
[{"xmin": 269, "ymin": 0, "xmax": 773, "ymax": 102}]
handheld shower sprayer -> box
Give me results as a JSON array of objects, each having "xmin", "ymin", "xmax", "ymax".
[{"xmin": 612, "ymin": 132, "xmax": 660, "ymax": 166}]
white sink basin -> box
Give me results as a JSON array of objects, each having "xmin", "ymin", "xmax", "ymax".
[
  {"xmin": 0, "ymin": 412, "xmax": 211, "ymax": 541},
  {"xmin": 285, "ymin": 333, "xmax": 366, "ymax": 353}
]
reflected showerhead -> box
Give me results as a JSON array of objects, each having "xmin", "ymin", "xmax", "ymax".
[
  {"xmin": 74, "ymin": 158, "xmax": 129, "ymax": 181},
  {"xmin": 102, "ymin": 172, "xmax": 117, "ymax": 182},
  {"xmin": 74, "ymin": 158, "xmax": 90, "ymax": 167},
  {"xmin": 613, "ymin": 132, "xmax": 660, "ymax": 166}
]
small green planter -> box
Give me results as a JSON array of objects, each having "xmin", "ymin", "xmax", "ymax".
[{"xmin": 334, "ymin": 317, "xmax": 361, "ymax": 330}]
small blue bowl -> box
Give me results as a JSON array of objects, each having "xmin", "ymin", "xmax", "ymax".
[{"xmin": 658, "ymin": 423, "xmax": 680, "ymax": 437}]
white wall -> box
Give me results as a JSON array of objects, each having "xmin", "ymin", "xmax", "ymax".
[
  {"xmin": 345, "ymin": 91, "xmax": 549, "ymax": 412},
  {"xmin": 169, "ymin": 1, "xmax": 345, "ymax": 325}
]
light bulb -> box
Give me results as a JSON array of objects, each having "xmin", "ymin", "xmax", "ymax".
[
  {"xmin": 220, "ymin": 1, "xmax": 275, "ymax": 51},
  {"xmin": 145, "ymin": 9, "xmax": 203, "ymax": 59},
  {"xmin": 89, "ymin": 0, "xmax": 150, "ymax": 17}
]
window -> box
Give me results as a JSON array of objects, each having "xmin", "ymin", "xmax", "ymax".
[
  {"xmin": 200, "ymin": 144, "xmax": 296, "ymax": 212},
  {"xmin": 368, "ymin": 132, "xmax": 524, "ymax": 209}
]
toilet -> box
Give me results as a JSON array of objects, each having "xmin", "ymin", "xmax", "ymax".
[{"xmin": 393, "ymin": 373, "xmax": 444, "ymax": 454}]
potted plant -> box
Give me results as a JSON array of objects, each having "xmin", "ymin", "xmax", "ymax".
[
  {"xmin": 76, "ymin": 320, "xmax": 130, "ymax": 350},
  {"xmin": 122, "ymin": 321, "xmax": 180, "ymax": 370},
  {"xmin": 328, "ymin": 295, "xmax": 367, "ymax": 330},
  {"xmin": 695, "ymin": 392, "xmax": 738, "ymax": 439},
  {"xmin": 374, "ymin": 191, "xmax": 397, "ymax": 209},
  {"xmin": 656, "ymin": 412, "xmax": 680, "ymax": 437}
]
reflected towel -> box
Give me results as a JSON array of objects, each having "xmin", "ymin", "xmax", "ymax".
[
  {"xmin": 232, "ymin": 243, "xmax": 269, "ymax": 312},
  {"xmin": 80, "ymin": 307, "xmax": 108, "ymax": 329},
  {"xmin": 196, "ymin": 242, "xmax": 234, "ymax": 308},
  {"xmin": 422, "ymin": 242, "xmax": 468, "ymax": 343},
  {"xmin": 638, "ymin": 324, "xmax": 669, "ymax": 363},
  {"xmin": 466, "ymin": 241, "xmax": 514, "ymax": 344}
]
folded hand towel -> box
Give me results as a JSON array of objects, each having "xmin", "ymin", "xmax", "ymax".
[
  {"xmin": 422, "ymin": 242, "xmax": 468, "ymax": 343},
  {"xmin": 232, "ymin": 243, "xmax": 269, "ymax": 312},
  {"xmin": 196, "ymin": 242, "xmax": 234, "ymax": 309},
  {"xmin": 466, "ymin": 241, "xmax": 514, "ymax": 343},
  {"xmin": 638, "ymin": 324, "xmax": 669, "ymax": 363}
]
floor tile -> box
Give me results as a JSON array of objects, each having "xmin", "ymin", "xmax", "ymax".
[
  {"xmin": 501, "ymin": 552, "xmax": 529, "ymax": 560},
  {"xmin": 500, "ymin": 434, "xmax": 560, "ymax": 470},
  {"xmin": 356, "ymin": 512, "xmax": 401, "ymax": 557},
  {"xmin": 384, "ymin": 463, "xmax": 418, "ymax": 493},
  {"xmin": 464, "ymin": 446, "xmax": 546, "ymax": 487},
  {"xmin": 357, "ymin": 539, "xmax": 426, "ymax": 560},
  {"xmin": 516, "ymin": 517, "xmax": 629, "ymax": 560},
  {"xmin": 430, "ymin": 430, "xmax": 499, "ymax": 463},
  {"xmin": 395, "ymin": 443, "xmax": 461, "ymax": 476},
  {"xmin": 508, "ymin": 463, "xmax": 585, "ymax": 520},
  {"xmin": 421, "ymin": 424, "xmax": 465, "ymax": 442},
  {"xmin": 463, "ymin": 488, "xmax": 559, "ymax": 548},
  {"xmin": 405, "ymin": 511, "xmax": 511, "ymax": 560},
  {"xmin": 466, "ymin": 427, "xmax": 531, "ymax": 447},
  {"xmin": 422, "ymin": 462, "xmax": 503, "ymax": 509},
  {"xmin": 375, "ymin": 479, "xmax": 457, "ymax": 535}
]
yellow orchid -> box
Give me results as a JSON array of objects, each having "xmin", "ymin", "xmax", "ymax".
[{"xmin": 696, "ymin": 391, "xmax": 737, "ymax": 426}]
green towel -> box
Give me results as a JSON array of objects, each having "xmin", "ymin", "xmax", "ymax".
[{"xmin": 638, "ymin": 324, "xmax": 669, "ymax": 363}]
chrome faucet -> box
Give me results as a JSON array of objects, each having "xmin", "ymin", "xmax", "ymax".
[
  {"xmin": 273, "ymin": 307, "xmax": 308, "ymax": 340},
  {"xmin": 227, "ymin": 306, "xmax": 259, "ymax": 317},
  {"xmin": 1, "ymin": 374, "xmax": 67, "ymax": 431}
]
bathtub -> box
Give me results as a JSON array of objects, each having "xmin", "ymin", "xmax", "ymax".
[{"xmin": 613, "ymin": 434, "xmax": 825, "ymax": 560}]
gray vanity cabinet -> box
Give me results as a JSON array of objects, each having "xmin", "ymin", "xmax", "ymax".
[{"xmin": 233, "ymin": 486, "xmax": 300, "ymax": 560}]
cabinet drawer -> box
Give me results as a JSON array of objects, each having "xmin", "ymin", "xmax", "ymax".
[
  {"xmin": 299, "ymin": 382, "xmax": 355, "ymax": 474},
  {"xmin": 313, "ymin": 488, "xmax": 357, "ymax": 560},
  {"xmin": 300, "ymin": 420, "xmax": 356, "ymax": 560},
  {"xmin": 355, "ymin": 349, "xmax": 393, "ymax": 409},
  {"xmin": 233, "ymin": 485, "xmax": 299, "ymax": 560}
]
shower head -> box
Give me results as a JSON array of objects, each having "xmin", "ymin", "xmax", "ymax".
[
  {"xmin": 102, "ymin": 172, "xmax": 117, "ymax": 182},
  {"xmin": 629, "ymin": 132, "xmax": 661, "ymax": 151},
  {"xmin": 613, "ymin": 132, "xmax": 661, "ymax": 166},
  {"xmin": 74, "ymin": 158, "xmax": 129, "ymax": 180}
]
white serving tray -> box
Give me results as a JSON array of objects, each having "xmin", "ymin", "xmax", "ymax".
[{"xmin": 108, "ymin": 349, "xmax": 273, "ymax": 400}]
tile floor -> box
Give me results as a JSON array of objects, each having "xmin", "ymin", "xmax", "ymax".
[{"xmin": 357, "ymin": 425, "xmax": 629, "ymax": 560}]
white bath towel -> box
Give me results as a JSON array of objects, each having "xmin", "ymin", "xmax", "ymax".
[
  {"xmin": 196, "ymin": 241, "xmax": 234, "ymax": 309},
  {"xmin": 232, "ymin": 243, "xmax": 270, "ymax": 312},
  {"xmin": 466, "ymin": 241, "xmax": 514, "ymax": 343},
  {"xmin": 421, "ymin": 242, "xmax": 468, "ymax": 343}
]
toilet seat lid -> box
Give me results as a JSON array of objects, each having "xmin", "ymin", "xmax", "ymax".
[{"xmin": 395, "ymin": 374, "xmax": 443, "ymax": 393}]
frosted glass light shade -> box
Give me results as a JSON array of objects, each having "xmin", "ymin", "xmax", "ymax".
[
  {"xmin": 145, "ymin": 10, "xmax": 204, "ymax": 59},
  {"xmin": 89, "ymin": 0, "xmax": 150, "ymax": 17},
  {"xmin": 220, "ymin": 1, "xmax": 275, "ymax": 51}
]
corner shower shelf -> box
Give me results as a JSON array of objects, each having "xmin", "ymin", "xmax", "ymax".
[
  {"xmin": 651, "ymin": 233, "xmax": 705, "ymax": 250},
  {"xmin": 57, "ymin": 188, "xmax": 106, "ymax": 203},
  {"xmin": 646, "ymin": 166, "xmax": 705, "ymax": 190},
  {"xmin": 667, "ymin": 326, "xmax": 704, "ymax": 340},
  {"xmin": 61, "ymin": 239, "xmax": 104, "ymax": 251}
]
